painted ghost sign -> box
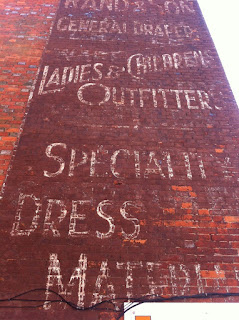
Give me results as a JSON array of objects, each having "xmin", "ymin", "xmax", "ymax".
[{"xmin": 1, "ymin": 0, "xmax": 239, "ymax": 318}]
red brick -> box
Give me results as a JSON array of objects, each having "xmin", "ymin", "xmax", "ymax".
[
  {"xmin": 0, "ymin": 0, "xmax": 239, "ymax": 317},
  {"xmin": 201, "ymin": 270, "xmax": 225, "ymax": 279}
]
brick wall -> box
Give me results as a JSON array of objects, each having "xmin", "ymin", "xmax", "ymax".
[
  {"xmin": 0, "ymin": 1, "xmax": 239, "ymax": 319},
  {"xmin": 0, "ymin": 0, "xmax": 59, "ymax": 188}
]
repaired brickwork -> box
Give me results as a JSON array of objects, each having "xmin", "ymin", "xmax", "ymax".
[
  {"xmin": 0, "ymin": 0, "xmax": 239, "ymax": 319},
  {"xmin": 0, "ymin": 0, "xmax": 59, "ymax": 188}
]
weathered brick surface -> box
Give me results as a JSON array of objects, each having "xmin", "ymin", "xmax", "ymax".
[
  {"xmin": 0, "ymin": 0, "xmax": 239, "ymax": 319},
  {"xmin": 0, "ymin": 0, "xmax": 59, "ymax": 188}
]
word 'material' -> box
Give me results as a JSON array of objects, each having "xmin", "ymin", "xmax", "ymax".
[{"xmin": 44, "ymin": 253, "xmax": 238, "ymax": 310}]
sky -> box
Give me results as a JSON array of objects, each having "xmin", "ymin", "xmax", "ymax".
[{"xmin": 197, "ymin": 0, "xmax": 239, "ymax": 107}]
